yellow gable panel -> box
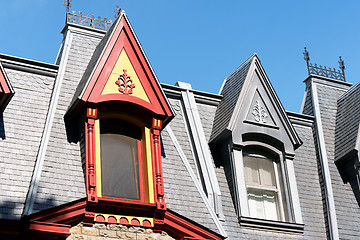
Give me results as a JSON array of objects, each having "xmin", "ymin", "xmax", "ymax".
[{"xmin": 101, "ymin": 48, "xmax": 150, "ymax": 103}]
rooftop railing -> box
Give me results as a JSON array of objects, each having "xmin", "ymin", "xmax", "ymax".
[{"xmin": 303, "ymin": 47, "xmax": 345, "ymax": 82}]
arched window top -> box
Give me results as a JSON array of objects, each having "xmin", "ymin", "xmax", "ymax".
[
  {"xmin": 242, "ymin": 133, "xmax": 285, "ymax": 153},
  {"xmin": 243, "ymin": 146, "xmax": 279, "ymax": 161}
]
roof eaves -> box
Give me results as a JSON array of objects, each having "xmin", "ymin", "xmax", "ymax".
[{"xmin": 0, "ymin": 53, "xmax": 58, "ymax": 78}]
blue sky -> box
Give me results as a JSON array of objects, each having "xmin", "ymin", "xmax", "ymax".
[{"xmin": 0, "ymin": 1, "xmax": 359, "ymax": 112}]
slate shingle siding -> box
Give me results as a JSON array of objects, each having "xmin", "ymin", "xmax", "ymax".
[
  {"xmin": 0, "ymin": 69, "xmax": 56, "ymax": 219},
  {"xmin": 32, "ymin": 32, "xmax": 102, "ymax": 213},
  {"xmin": 161, "ymin": 126, "xmax": 220, "ymax": 234},
  {"xmin": 315, "ymin": 82, "xmax": 360, "ymax": 239},
  {"xmin": 197, "ymin": 102, "xmax": 217, "ymax": 142},
  {"xmin": 166, "ymin": 98, "xmax": 202, "ymax": 183},
  {"xmin": 293, "ymin": 124, "xmax": 327, "ymax": 239}
]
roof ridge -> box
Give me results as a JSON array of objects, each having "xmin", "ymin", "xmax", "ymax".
[
  {"xmin": 218, "ymin": 53, "xmax": 256, "ymax": 95},
  {"xmin": 338, "ymin": 80, "xmax": 360, "ymax": 102}
]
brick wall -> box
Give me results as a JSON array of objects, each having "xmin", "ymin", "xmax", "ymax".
[{"xmin": 67, "ymin": 223, "xmax": 175, "ymax": 240}]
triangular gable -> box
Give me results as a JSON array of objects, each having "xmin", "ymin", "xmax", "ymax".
[
  {"xmin": 69, "ymin": 11, "xmax": 173, "ymax": 124},
  {"xmin": 244, "ymin": 89, "xmax": 277, "ymax": 128},
  {"xmin": 0, "ymin": 63, "xmax": 14, "ymax": 112},
  {"xmin": 215, "ymin": 54, "xmax": 301, "ymax": 150}
]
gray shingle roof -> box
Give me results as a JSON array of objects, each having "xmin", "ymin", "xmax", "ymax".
[
  {"xmin": 163, "ymin": 82, "xmax": 329, "ymax": 239},
  {"xmin": 161, "ymin": 127, "xmax": 220, "ymax": 234},
  {"xmin": 0, "ymin": 64, "xmax": 57, "ymax": 220},
  {"xmin": 292, "ymin": 123, "xmax": 327, "ymax": 239},
  {"xmin": 335, "ymin": 81, "xmax": 360, "ymax": 162},
  {"xmin": 210, "ymin": 54, "xmax": 255, "ymax": 142},
  {"xmin": 31, "ymin": 30, "xmax": 102, "ymax": 213},
  {"xmin": 2, "ymin": 7, "xmax": 360, "ymax": 239},
  {"xmin": 311, "ymin": 78, "xmax": 360, "ymax": 239}
]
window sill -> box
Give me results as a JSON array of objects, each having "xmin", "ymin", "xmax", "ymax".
[{"xmin": 239, "ymin": 216, "xmax": 304, "ymax": 234}]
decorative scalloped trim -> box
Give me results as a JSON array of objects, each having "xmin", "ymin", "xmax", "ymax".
[{"xmin": 94, "ymin": 213, "xmax": 153, "ymax": 227}]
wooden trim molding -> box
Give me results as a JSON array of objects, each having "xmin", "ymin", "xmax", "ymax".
[
  {"xmin": 28, "ymin": 221, "xmax": 70, "ymax": 239},
  {"xmin": 151, "ymin": 118, "xmax": 166, "ymax": 231},
  {"xmin": 8, "ymin": 198, "xmax": 224, "ymax": 240},
  {"xmin": 239, "ymin": 216, "xmax": 304, "ymax": 234},
  {"xmin": 85, "ymin": 108, "xmax": 98, "ymax": 205},
  {"xmin": 164, "ymin": 210, "xmax": 223, "ymax": 240}
]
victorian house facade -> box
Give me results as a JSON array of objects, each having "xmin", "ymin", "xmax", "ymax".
[{"xmin": 0, "ymin": 7, "xmax": 359, "ymax": 240}]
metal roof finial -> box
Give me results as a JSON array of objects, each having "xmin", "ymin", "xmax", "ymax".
[
  {"xmin": 114, "ymin": 5, "xmax": 121, "ymax": 19},
  {"xmin": 64, "ymin": 0, "xmax": 72, "ymax": 13},
  {"xmin": 303, "ymin": 47, "xmax": 310, "ymax": 63},
  {"xmin": 339, "ymin": 56, "xmax": 346, "ymax": 81},
  {"xmin": 303, "ymin": 47, "xmax": 310, "ymax": 75}
]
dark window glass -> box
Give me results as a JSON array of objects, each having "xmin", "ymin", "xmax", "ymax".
[{"xmin": 100, "ymin": 119, "xmax": 141, "ymax": 200}]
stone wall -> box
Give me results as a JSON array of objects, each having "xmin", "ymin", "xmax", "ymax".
[{"xmin": 67, "ymin": 223, "xmax": 175, "ymax": 240}]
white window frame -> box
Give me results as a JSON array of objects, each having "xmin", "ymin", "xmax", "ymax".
[
  {"xmin": 243, "ymin": 151, "xmax": 285, "ymax": 221},
  {"xmin": 232, "ymin": 141, "xmax": 303, "ymax": 226}
]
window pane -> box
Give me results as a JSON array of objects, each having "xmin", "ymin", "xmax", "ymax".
[
  {"xmin": 100, "ymin": 119, "xmax": 141, "ymax": 200},
  {"xmin": 248, "ymin": 189, "xmax": 265, "ymax": 219},
  {"xmin": 247, "ymin": 189, "xmax": 279, "ymax": 221},
  {"xmin": 259, "ymin": 158, "xmax": 276, "ymax": 187},
  {"xmin": 263, "ymin": 191, "xmax": 279, "ymax": 220},
  {"xmin": 243, "ymin": 156, "xmax": 260, "ymax": 186}
]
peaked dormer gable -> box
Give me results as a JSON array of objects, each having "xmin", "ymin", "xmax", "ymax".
[
  {"xmin": 210, "ymin": 55, "xmax": 303, "ymax": 231},
  {"xmin": 67, "ymin": 11, "xmax": 173, "ymax": 125},
  {"xmin": 211, "ymin": 54, "xmax": 301, "ymax": 152}
]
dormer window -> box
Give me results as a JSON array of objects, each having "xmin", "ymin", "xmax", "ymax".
[
  {"xmin": 243, "ymin": 150, "xmax": 285, "ymax": 221},
  {"xmin": 209, "ymin": 54, "xmax": 304, "ymax": 233},
  {"xmin": 65, "ymin": 11, "xmax": 173, "ymax": 229}
]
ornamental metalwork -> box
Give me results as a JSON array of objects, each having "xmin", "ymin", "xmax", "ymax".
[
  {"xmin": 303, "ymin": 47, "xmax": 345, "ymax": 81},
  {"xmin": 252, "ymin": 101, "xmax": 268, "ymax": 123},
  {"xmin": 114, "ymin": 5, "xmax": 122, "ymax": 18},
  {"xmin": 63, "ymin": 0, "xmax": 72, "ymax": 13},
  {"xmin": 115, "ymin": 69, "xmax": 135, "ymax": 95},
  {"xmin": 67, "ymin": 11, "xmax": 113, "ymax": 31}
]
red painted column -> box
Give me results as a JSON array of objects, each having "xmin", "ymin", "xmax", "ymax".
[
  {"xmin": 152, "ymin": 118, "xmax": 166, "ymax": 231},
  {"xmin": 85, "ymin": 108, "xmax": 98, "ymax": 204}
]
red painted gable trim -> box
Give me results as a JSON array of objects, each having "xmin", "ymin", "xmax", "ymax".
[
  {"xmin": 29, "ymin": 199, "xmax": 86, "ymax": 225},
  {"xmin": 15, "ymin": 199, "xmax": 223, "ymax": 240},
  {"xmin": 0, "ymin": 64, "xmax": 14, "ymax": 111},
  {"xmin": 164, "ymin": 211, "xmax": 224, "ymax": 240},
  {"xmin": 28, "ymin": 221, "xmax": 70, "ymax": 239},
  {"xmin": 81, "ymin": 15, "xmax": 173, "ymax": 120},
  {"xmin": 0, "ymin": 65, "xmax": 11, "ymax": 94}
]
